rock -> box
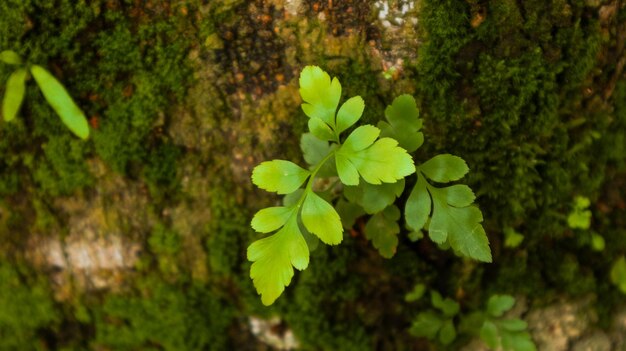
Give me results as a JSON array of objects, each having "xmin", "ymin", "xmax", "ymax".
[
  {"xmin": 526, "ymin": 297, "xmax": 596, "ymax": 351},
  {"xmin": 611, "ymin": 307, "xmax": 626, "ymax": 350},
  {"xmin": 571, "ymin": 331, "xmax": 612, "ymax": 351},
  {"xmin": 249, "ymin": 316, "xmax": 299, "ymax": 350}
]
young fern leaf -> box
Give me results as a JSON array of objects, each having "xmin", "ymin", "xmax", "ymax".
[
  {"xmin": 378, "ymin": 95, "xmax": 492, "ymax": 262},
  {"xmin": 248, "ymin": 66, "xmax": 416, "ymax": 305},
  {"xmin": 299, "ymin": 66, "xmax": 342, "ymax": 140},
  {"xmin": 404, "ymin": 162, "xmax": 491, "ymax": 262},
  {"xmin": 0, "ymin": 50, "xmax": 22, "ymax": 65},
  {"xmin": 2, "ymin": 68, "xmax": 27, "ymax": 122},
  {"xmin": 336, "ymin": 125, "xmax": 415, "ymax": 185},
  {"xmin": 248, "ymin": 212, "xmax": 309, "ymax": 305},
  {"xmin": 344, "ymin": 180, "xmax": 405, "ymax": 214},
  {"xmin": 478, "ymin": 295, "xmax": 537, "ymax": 351},
  {"xmin": 364, "ymin": 205, "xmax": 401, "ymax": 258},
  {"xmin": 379, "ymin": 94, "xmax": 424, "ymax": 152},
  {"xmin": 30, "ymin": 65, "xmax": 90, "ymax": 139},
  {"xmin": 252, "ymin": 160, "xmax": 310, "ymax": 194}
]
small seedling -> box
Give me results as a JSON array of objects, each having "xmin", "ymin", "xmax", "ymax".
[
  {"xmin": 567, "ymin": 196, "xmax": 591, "ymax": 229},
  {"xmin": 1, "ymin": 50, "xmax": 89, "ymax": 139},
  {"xmin": 409, "ymin": 291, "xmax": 460, "ymax": 345}
]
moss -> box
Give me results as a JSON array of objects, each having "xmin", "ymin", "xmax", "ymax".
[
  {"xmin": 142, "ymin": 142, "xmax": 182, "ymax": 201},
  {"xmin": 416, "ymin": 0, "xmax": 611, "ymax": 235},
  {"xmin": 0, "ymin": 0, "xmax": 624, "ymax": 349},
  {"xmin": 0, "ymin": 259, "xmax": 59, "ymax": 350},
  {"xmin": 280, "ymin": 240, "xmax": 371, "ymax": 351},
  {"xmin": 95, "ymin": 276, "xmax": 235, "ymax": 351},
  {"xmin": 0, "ymin": 0, "xmax": 197, "ymax": 197}
]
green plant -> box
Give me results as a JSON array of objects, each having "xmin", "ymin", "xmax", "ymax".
[
  {"xmin": 567, "ymin": 196, "xmax": 591, "ymax": 229},
  {"xmin": 567, "ymin": 196, "xmax": 604, "ymax": 251},
  {"xmin": 408, "ymin": 291, "xmax": 536, "ymax": 350},
  {"xmin": 1, "ymin": 50, "xmax": 89, "ymax": 139},
  {"xmin": 610, "ymin": 256, "xmax": 626, "ymax": 294},
  {"xmin": 409, "ymin": 291, "xmax": 460, "ymax": 345},
  {"xmin": 248, "ymin": 66, "xmax": 491, "ymax": 305},
  {"xmin": 461, "ymin": 295, "xmax": 536, "ymax": 351},
  {"xmin": 503, "ymin": 227, "xmax": 524, "ymax": 248}
]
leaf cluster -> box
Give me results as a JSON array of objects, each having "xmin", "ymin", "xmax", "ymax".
[
  {"xmin": 409, "ymin": 291, "xmax": 460, "ymax": 345},
  {"xmin": 567, "ymin": 196, "xmax": 591, "ymax": 230},
  {"xmin": 1, "ymin": 50, "xmax": 89, "ymax": 139},
  {"xmin": 248, "ymin": 66, "xmax": 492, "ymax": 305},
  {"xmin": 407, "ymin": 291, "xmax": 536, "ymax": 351},
  {"xmin": 566, "ymin": 196, "xmax": 605, "ymax": 251},
  {"xmin": 461, "ymin": 295, "xmax": 536, "ymax": 351}
]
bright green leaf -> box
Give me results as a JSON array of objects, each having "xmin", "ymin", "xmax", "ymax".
[
  {"xmin": 364, "ymin": 205, "xmax": 401, "ymax": 258},
  {"xmin": 430, "ymin": 187, "xmax": 492, "ymax": 262},
  {"xmin": 567, "ymin": 209, "xmax": 591, "ymax": 229},
  {"xmin": 405, "ymin": 174, "xmax": 431, "ymax": 231},
  {"xmin": 444, "ymin": 184, "xmax": 475, "ymax": 207},
  {"xmin": 574, "ymin": 196, "xmax": 590, "ymax": 209},
  {"xmin": 384, "ymin": 94, "xmax": 421, "ymax": 129},
  {"xmin": 487, "ymin": 295, "xmax": 516, "ymax": 317},
  {"xmin": 420, "ymin": 154, "xmax": 469, "ymax": 183},
  {"xmin": 30, "ymin": 65, "xmax": 90, "ymax": 139},
  {"xmin": 344, "ymin": 179, "xmax": 405, "ymax": 214},
  {"xmin": 591, "ymin": 233, "xmax": 605, "ymax": 251},
  {"xmin": 480, "ymin": 321, "xmax": 499, "ymax": 348},
  {"xmin": 342, "ymin": 125, "xmax": 380, "ymax": 152},
  {"xmin": 568, "ymin": 196, "xmax": 592, "ymax": 229},
  {"xmin": 448, "ymin": 216, "xmax": 491, "ymax": 262},
  {"xmin": 308, "ymin": 117, "xmax": 335, "ymax": 141},
  {"xmin": 248, "ymin": 216, "xmax": 309, "ymax": 305},
  {"xmin": 301, "ymin": 190, "xmax": 343, "ymax": 245},
  {"xmin": 251, "ymin": 207, "xmax": 296, "ymax": 233},
  {"xmin": 379, "ymin": 94, "xmax": 424, "ymax": 152},
  {"xmin": 336, "ymin": 96, "xmax": 364, "ymax": 135},
  {"xmin": 0, "ymin": 50, "xmax": 22, "ymax": 65},
  {"xmin": 299, "ymin": 66, "xmax": 341, "ymax": 126},
  {"xmin": 339, "ymin": 137, "xmax": 415, "ymax": 185},
  {"xmin": 335, "ymin": 153, "xmax": 360, "ymax": 186},
  {"xmin": 504, "ymin": 227, "xmax": 525, "ymax": 248},
  {"xmin": 283, "ymin": 189, "xmax": 304, "ymax": 207},
  {"xmin": 299, "ymin": 221, "xmax": 320, "ymax": 252},
  {"xmin": 252, "ymin": 160, "xmax": 310, "ymax": 194},
  {"xmin": 2, "ymin": 68, "xmax": 27, "ymax": 122},
  {"xmin": 405, "ymin": 283, "xmax": 426, "ymax": 302}
]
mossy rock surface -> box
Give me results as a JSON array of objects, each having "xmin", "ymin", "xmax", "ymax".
[{"xmin": 0, "ymin": 0, "xmax": 625, "ymax": 349}]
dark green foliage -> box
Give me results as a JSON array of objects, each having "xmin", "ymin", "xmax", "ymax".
[
  {"xmin": 95, "ymin": 277, "xmax": 235, "ymax": 351},
  {"xmin": 143, "ymin": 142, "xmax": 182, "ymax": 200},
  {"xmin": 0, "ymin": 260, "xmax": 59, "ymax": 350},
  {"xmin": 417, "ymin": 0, "xmax": 606, "ymax": 229},
  {"xmin": 280, "ymin": 241, "xmax": 371, "ymax": 351},
  {"xmin": 0, "ymin": 0, "xmax": 195, "ymax": 196}
]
